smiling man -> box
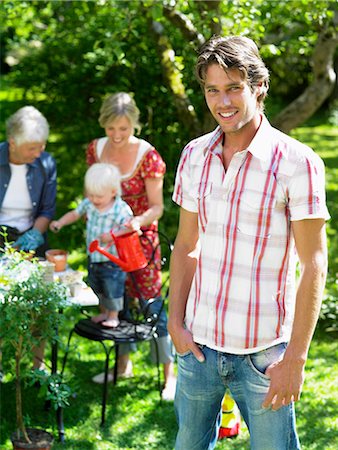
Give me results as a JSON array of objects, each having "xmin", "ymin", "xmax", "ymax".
[{"xmin": 168, "ymin": 35, "xmax": 330, "ymax": 450}]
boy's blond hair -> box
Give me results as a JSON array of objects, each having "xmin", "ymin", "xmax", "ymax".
[{"xmin": 85, "ymin": 163, "xmax": 121, "ymax": 196}]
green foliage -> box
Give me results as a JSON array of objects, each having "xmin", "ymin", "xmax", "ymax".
[
  {"xmin": 0, "ymin": 248, "xmax": 68, "ymax": 349},
  {"xmin": 257, "ymin": 0, "xmax": 335, "ymax": 99},
  {"xmin": 0, "ymin": 243, "xmax": 70, "ymax": 439},
  {"xmin": 2, "ymin": 0, "xmax": 335, "ymax": 143},
  {"xmin": 28, "ymin": 370, "xmax": 72, "ymax": 410}
]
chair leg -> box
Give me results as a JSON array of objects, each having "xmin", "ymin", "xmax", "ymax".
[
  {"xmin": 60, "ymin": 328, "xmax": 75, "ymax": 376},
  {"xmin": 153, "ymin": 337, "xmax": 162, "ymax": 400},
  {"xmin": 100, "ymin": 343, "xmax": 115, "ymax": 426},
  {"xmin": 56, "ymin": 407, "xmax": 65, "ymax": 443},
  {"xmin": 114, "ymin": 344, "xmax": 119, "ymax": 386},
  {"xmin": 100, "ymin": 344, "xmax": 110, "ymax": 426},
  {"xmin": 61, "ymin": 325, "xmax": 121, "ymax": 427}
]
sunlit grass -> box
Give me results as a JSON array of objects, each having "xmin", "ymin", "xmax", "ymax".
[{"xmin": 290, "ymin": 123, "xmax": 338, "ymax": 157}]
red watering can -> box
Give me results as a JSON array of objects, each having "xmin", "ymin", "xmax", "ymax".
[{"xmin": 89, "ymin": 230, "xmax": 148, "ymax": 272}]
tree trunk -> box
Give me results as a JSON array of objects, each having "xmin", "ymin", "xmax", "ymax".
[
  {"xmin": 155, "ymin": 2, "xmax": 222, "ymax": 137},
  {"xmin": 272, "ymin": 28, "xmax": 337, "ymax": 134},
  {"xmin": 15, "ymin": 337, "xmax": 31, "ymax": 444},
  {"xmin": 150, "ymin": 20, "xmax": 201, "ymax": 137}
]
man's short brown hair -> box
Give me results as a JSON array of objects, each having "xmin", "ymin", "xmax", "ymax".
[{"xmin": 196, "ymin": 35, "xmax": 270, "ymax": 109}]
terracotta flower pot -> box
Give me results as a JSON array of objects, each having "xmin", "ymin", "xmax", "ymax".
[
  {"xmin": 45, "ymin": 249, "xmax": 68, "ymax": 272},
  {"xmin": 11, "ymin": 428, "xmax": 54, "ymax": 450}
]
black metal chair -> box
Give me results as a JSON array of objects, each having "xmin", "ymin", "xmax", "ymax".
[{"xmin": 61, "ymin": 232, "xmax": 172, "ymax": 426}]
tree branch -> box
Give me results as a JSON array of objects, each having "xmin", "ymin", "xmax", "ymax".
[
  {"xmin": 163, "ymin": 5, "xmax": 205, "ymax": 47},
  {"xmin": 195, "ymin": 0, "xmax": 222, "ymax": 35},
  {"xmin": 272, "ymin": 28, "xmax": 337, "ymax": 133}
]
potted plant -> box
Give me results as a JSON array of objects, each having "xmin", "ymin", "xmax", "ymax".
[{"xmin": 0, "ymin": 242, "xmax": 70, "ymax": 449}]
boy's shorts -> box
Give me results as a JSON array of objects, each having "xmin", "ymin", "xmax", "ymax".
[{"xmin": 88, "ymin": 261, "xmax": 126, "ymax": 312}]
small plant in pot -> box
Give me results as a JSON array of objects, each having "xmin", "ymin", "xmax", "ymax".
[{"xmin": 0, "ymin": 242, "xmax": 70, "ymax": 449}]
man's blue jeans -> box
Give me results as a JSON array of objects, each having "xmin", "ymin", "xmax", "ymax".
[{"xmin": 174, "ymin": 343, "xmax": 301, "ymax": 450}]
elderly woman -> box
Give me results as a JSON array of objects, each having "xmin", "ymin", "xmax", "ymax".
[
  {"xmin": 0, "ymin": 106, "xmax": 57, "ymax": 372},
  {"xmin": 0, "ymin": 106, "xmax": 57, "ymax": 256},
  {"xmin": 86, "ymin": 92, "xmax": 176, "ymax": 400}
]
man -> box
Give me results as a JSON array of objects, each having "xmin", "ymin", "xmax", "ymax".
[
  {"xmin": 0, "ymin": 106, "xmax": 56, "ymax": 257},
  {"xmin": 169, "ymin": 35, "xmax": 329, "ymax": 450}
]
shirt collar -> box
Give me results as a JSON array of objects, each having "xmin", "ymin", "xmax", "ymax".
[
  {"xmin": 203, "ymin": 126, "xmax": 223, "ymax": 157},
  {"xmin": 246, "ymin": 115, "xmax": 274, "ymax": 161},
  {"xmin": 204, "ymin": 115, "xmax": 274, "ymax": 161}
]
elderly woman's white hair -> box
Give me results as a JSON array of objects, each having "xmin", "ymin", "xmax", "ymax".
[
  {"xmin": 6, "ymin": 106, "xmax": 49, "ymax": 145},
  {"xmin": 84, "ymin": 163, "xmax": 122, "ymax": 196}
]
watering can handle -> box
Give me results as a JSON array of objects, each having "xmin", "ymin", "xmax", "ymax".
[{"xmin": 109, "ymin": 225, "xmax": 141, "ymax": 239}]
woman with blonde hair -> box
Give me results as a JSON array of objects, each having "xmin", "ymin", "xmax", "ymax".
[{"xmin": 86, "ymin": 92, "xmax": 176, "ymax": 400}]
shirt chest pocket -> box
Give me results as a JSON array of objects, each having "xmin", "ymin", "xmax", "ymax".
[
  {"xmin": 194, "ymin": 183, "xmax": 213, "ymax": 232},
  {"xmin": 236, "ymin": 190, "xmax": 276, "ymax": 238}
]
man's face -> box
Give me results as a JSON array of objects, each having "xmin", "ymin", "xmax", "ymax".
[
  {"xmin": 204, "ymin": 64, "xmax": 261, "ymax": 135},
  {"xmin": 9, "ymin": 139, "xmax": 45, "ymax": 164}
]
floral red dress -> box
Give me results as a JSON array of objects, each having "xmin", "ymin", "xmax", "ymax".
[{"xmin": 86, "ymin": 138, "xmax": 166, "ymax": 299}]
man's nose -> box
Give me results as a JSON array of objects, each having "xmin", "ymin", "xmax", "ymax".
[{"xmin": 221, "ymin": 93, "xmax": 231, "ymax": 106}]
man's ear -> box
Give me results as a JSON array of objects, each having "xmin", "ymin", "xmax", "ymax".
[
  {"xmin": 256, "ymin": 82, "xmax": 265, "ymax": 95},
  {"xmin": 255, "ymin": 82, "xmax": 268, "ymax": 102}
]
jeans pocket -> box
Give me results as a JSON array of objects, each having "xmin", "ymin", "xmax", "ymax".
[
  {"xmin": 246, "ymin": 342, "xmax": 287, "ymax": 380},
  {"xmin": 176, "ymin": 344, "xmax": 205, "ymax": 358}
]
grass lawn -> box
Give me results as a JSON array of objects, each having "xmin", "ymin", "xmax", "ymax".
[{"xmin": 1, "ymin": 317, "xmax": 337, "ymax": 449}]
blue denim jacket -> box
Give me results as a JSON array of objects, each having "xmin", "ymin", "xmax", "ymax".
[{"xmin": 0, "ymin": 141, "xmax": 57, "ymax": 222}]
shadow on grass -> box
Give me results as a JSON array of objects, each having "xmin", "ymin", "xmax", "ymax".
[{"xmin": 57, "ymin": 348, "xmax": 177, "ymax": 449}]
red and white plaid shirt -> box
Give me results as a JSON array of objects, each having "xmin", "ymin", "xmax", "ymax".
[{"xmin": 173, "ymin": 116, "xmax": 330, "ymax": 354}]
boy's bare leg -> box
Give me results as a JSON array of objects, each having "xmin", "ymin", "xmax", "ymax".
[{"xmin": 102, "ymin": 310, "xmax": 120, "ymax": 328}]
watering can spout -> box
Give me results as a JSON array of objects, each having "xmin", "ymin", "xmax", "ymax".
[{"xmin": 89, "ymin": 231, "xmax": 147, "ymax": 272}]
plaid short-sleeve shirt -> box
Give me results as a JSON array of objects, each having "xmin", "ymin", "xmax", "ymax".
[
  {"xmin": 76, "ymin": 196, "xmax": 133, "ymax": 263},
  {"xmin": 173, "ymin": 116, "xmax": 330, "ymax": 354}
]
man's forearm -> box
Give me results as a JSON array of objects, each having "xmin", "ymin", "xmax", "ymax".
[{"xmin": 285, "ymin": 261, "xmax": 327, "ymax": 363}]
